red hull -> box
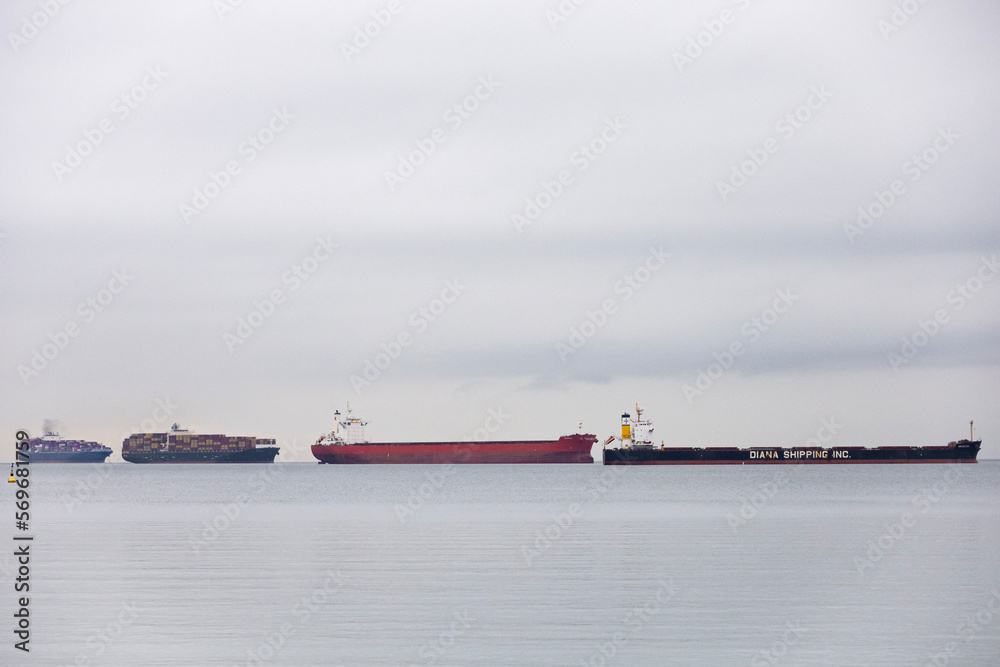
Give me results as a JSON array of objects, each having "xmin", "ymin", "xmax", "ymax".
[{"xmin": 312, "ymin": 434, "xmax": 596, "ymax": 464}]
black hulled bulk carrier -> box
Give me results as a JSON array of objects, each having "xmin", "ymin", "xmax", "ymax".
[{"xmin": 603, "ymin": 407, "xmax": 981, "ymax": 465}]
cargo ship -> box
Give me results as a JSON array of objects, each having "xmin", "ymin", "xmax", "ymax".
[
  {"xmin": 603, "ymin": 407, "xmax": 981, "ymax": 465},
  {"xmin": 122, "ymin": 423, "xmax": 279, "ymax": 463},
  {"xmin": 312, "ymin": 407, "xmax": 595, "ymax": 464},
  {"xmin": 28, "ymin": 425, "xmax": 113, "ymax": 463}
]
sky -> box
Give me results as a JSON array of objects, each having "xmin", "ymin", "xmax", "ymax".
[{"xmin": 2, "ymin": 0, "xmax": 998, "ymax": 461}]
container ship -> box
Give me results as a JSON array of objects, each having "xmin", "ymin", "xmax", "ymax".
[
  {"xmin": 312, "ymin": 408, "xmax": 595, "ymax": 464},
  {"xmin": 28, "ymin": 425, "xmax": 113, "ymax": 463},
  {"xmin": 603, "ymin": 407, "xmax": 981, "ymax": 465},
  {"xmin": 122, "ymin": 424, "xmax": 279, "ymax": 463}
]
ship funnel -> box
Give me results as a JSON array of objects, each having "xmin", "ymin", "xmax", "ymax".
[{"xmin": 621, "ymin": 413, "xmax": 631, "ymax": 441}]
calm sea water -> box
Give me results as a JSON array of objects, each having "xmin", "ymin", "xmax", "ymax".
[{"xmin": 7, "ymin": 462, "xmax": 1000, "ymax": 666}]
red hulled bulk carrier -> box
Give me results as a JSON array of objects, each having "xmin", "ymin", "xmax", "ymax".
[{"xmin": 311, "ymin": 407, "xmax": 595, "ymax": 464}]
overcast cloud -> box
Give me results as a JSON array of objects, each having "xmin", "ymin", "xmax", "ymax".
[{"xmin": 2, "ymin": 1, "xmax": 998, "ymax": 460}]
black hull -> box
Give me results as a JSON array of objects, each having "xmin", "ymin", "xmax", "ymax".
[
  {"xmin": 30, "ymin": 451, "xmax": 112, "ymax": 463},
  {"xmin": 604, "ymin": 440, "xmax": 981, "ymax": 465},
  {"xmin": 122, "ymin": 447, "xmax": 279, "ymax": 464}
]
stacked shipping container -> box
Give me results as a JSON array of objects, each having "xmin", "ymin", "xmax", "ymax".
[
  {"xmin": 121, "ymin": 429, "xmax": 279, "ymax": 463},
  {"xmin": 30, "ymin": 437, "xmax": 111, "ymax": 453}
]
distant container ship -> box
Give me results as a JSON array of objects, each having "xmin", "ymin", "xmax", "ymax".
[
  {"xmin": 122, "ymin": 424, "xmax": 279, "ymax": 463},
  {"xmin": 312, "ymin": 408, "xmax": 595, "ymax": 464},
  {"xmin": 603, "ymin": 407, "xmax": 981, "ymax": 465},
  {"xmin": 29, "ymin": 425, "xmax": 112, "ymax": 463}
]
